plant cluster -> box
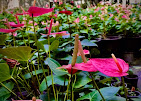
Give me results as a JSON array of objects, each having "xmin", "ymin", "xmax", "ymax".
[{"xmin": 0, "ymin": 1, "xmax": 141, "ymax": 101}]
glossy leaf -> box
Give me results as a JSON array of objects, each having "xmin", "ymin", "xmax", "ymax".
[
  {"xmin": 46, "ymin": 58, "xmax": 68, "ymax": 76},
  {"xmin": 80, "ymin": 29, "xmax": 88, "ymax": 34},
  {"xmin": 50, "ymin": 40, "xmax": 59, "ymax": 51},
  {"xmin": 77, "ymin": 87, "xmax": 120, "ymax": 101},
  {"xmin": 39, "ymin": 75, "xmax": 68, "ymax": 91},
  {"xmin": 0, "ymin": 46, "xmax": 32, "ymax": 61},
  {"xmin": 37, "ymin": 41, "xmax": 45, "ymax": 52},
  {"xmin": 0, "ymin": 82, "xmax": 14, "ymax": 97},
  {"xmin": 0, "ymin": 63, "xmax": 11, "ymax": 82},
  {"xmin": 81, "ymin": 39, "xmax": 97, "ymax": 46},
  {"xmin": 74, "ymin": 72, "xmax": 92, "ymax": 88},
  {"xmin": 0, "ymin": 34, "xmax": 7, "ymax": 45}
]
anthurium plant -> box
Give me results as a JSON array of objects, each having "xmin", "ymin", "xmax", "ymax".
[{"xmin": 0, "ymin": 0, "xmax": 141, "ymax": 101}]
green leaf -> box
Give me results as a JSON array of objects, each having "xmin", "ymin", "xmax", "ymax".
[
  {"xmin": 0, "ymin": 94, "xmax": 11, "ymax": 101},
  {"xmin": 106, "ymin": 96, "xmax": 126, "ymax": 101},
  {"xmin": 50, "ymin": 40, "xmax": 59, "ymax": 51},
  {"xmin": 0, "ymin": 46, "xmax": 32, "ymax": 61},
  {"xmin": 0, "ymin": 34, "xmax": 7, "ymax": 45},
  {"xmin": 80, "ymin": 29, "xmax": 88, "ymax": 34},
  {"xmin": 37, "ymin": 41, "xmax": 45, "ymax": 52},
  {"xmin": 0, "ymin": 82, "xmax": 14, "ymax": 97},
  {"xmin": 77, "ymin": 87, "xmax": 120, "ymax": 101},
  {"xmin": 74, "ymin": 72, "xmax": 92, "ymax": 88},
  {"xmin": 46, "ymin": 58, "xmax": 68, "ymax": 76},
  {"xmin": 81, "ymin": 39, "xmax": 97, "ymax": 46},
  {"xmin": 0, "ymin": 63, "xmax": 11, "ymax": 82},
  {"xmin": 39, "ymin": 75, "xmax": 68, "ymax": 91},
  {"xmin": 24, "ymin": 69, "xmax": 48, "ymax": 79}
]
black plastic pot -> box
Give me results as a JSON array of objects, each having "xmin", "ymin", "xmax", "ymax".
[
  {"xmin": 121, "ymin": 37, "xmax": 141, "ymax": 53},
  {"xmin": 127, "ymin": 90, "xmax": 141, "ymax": 98},
  {"xmin": 96, "ymin": 35, "xmax": 122, "ymax": 58},
  {"xmin": 124, "ymin": 75, "xmax": 138, "ymax": 88}
]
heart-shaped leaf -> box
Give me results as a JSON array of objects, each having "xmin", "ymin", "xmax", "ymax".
[
  {"xmin": 81, "ymin": 39, "xmax": 97, "ymax": 46},
  {"xmin": 45, "ymin": 58, "xmax": 68, "ymax": 76},
  {"xmin": 50, "ymin": 40, "xmax": 59, "ymax": 51},
  {"xmin": 39, "ymin": 75, "xmax": 68, "ymax": 91},
  {"xmin": 74, "ymin": 72, "xmax": 92, "ymax": 88},
  {"xmin": 0, "ymin": 46, "xmax": 32, "ymax": 61},
  {"xmin": 0, "ymin": 82, "xmax": 14, "ymax": 97},
  {"xmin": 0, "ymin": 63, "xmax": 11, "ymax": 82},
  {"xmin": 77, "ymin": 87, "xmax": 120, "ymax": 101}
]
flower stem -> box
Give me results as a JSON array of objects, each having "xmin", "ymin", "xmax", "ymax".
[
  {"xmin": 32, "ymin": 64, "xmax": 40, "ymax": 86},
  {"xmin": 11, "ymin": 77, "xmax": 24, "ymax": 99},
  {"xmin": 0, "ymin": 82, "xmax": 22, "ymax": 100},
  {"xmin": 121, "ymin": 77, "xmax": 128, "ymax": 101},
  {"xmin": 90, "ymin": 73, "xmax": 105, "ymax": 101}
]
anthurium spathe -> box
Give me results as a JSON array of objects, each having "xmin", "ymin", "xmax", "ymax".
[
  {"xmin": 0, "ymin": 28, "xmax": 21, "ymax": 33},
  {"xmin": 59, "ymin": 10, "xmax": 72, "ymax": 15},
  {"xmin": 28, "ymin": 6, "xmax": 54, "ymax": 17},
  {"xmin": 91, "ymin": 56, "xmax": 129, "ymax": 77},
  {"xmin": 7, "ymin": 22, "xmax": 24, "ymax": 27},
  {"xmin": 74, "ymin": 60, "xmax": 97, "ymax": 72},
  {"xmin": 5, "ymin": 15, "xmax": 24, "ymax": 27}
]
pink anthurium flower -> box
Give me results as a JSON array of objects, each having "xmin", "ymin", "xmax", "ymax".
[
  {"xmin": 115, "ymin": 18, "xmax": 119, "ymax": 22},
  {"xmin": 28, "ymin": 7, "xmax": 54, "ymax": 17},
  {"xmin": 77, "ymin": 49, "xmax": 89, "ymax": 56},
  {"xmin": 90, "ymin": 15, "xmax": 93, "ymax": 18},
  {"xmin": 74, "ymin": 60, "xmax": 97, "ymax": 72},
  {"xmin": 42, "ymin": 31, "xmax": 69, "ymax": 37},
  {"xmin": 91, "ymin": 55, "xmax": 129, "ymax": 77},
  {"xmin": 54, "ymin": 0, "xmax": 57, "ymax": 2},
  {"xmin": 77, "ymin": 5, "xmax": 81, "ymax": 8},
  {"xmin": 5, "ymin": 15, "xmax": 24, "ymax": 27},
  {"xmin": 0, "ymin": 28, "xmax": 20, "ymax": 33},
  {"xmin": 109, "ymin": 14, "xmax": 113, "ymax": 17},
  {"xmin": 5, "ymin": 22, "xmax": 24, "ymax": 27},
  {"xmin": 59, "ymin": 1, "xmax": 63, "ymax": 5},
  {"xmin": 74, "ymin": 18, "xmax": 79, "ymax": 23},
  {"xmin": 122, "ymin": 15, "xmax": 129, "ymax": 19},
  {"xmin": 101, "ymin": 7, "xmax": 105, "ymax": 10},
  {"xmin": 46, "ymin": 4, "xmax": 49, "ymax": 8},
  {"xmin": 94, "ymin": 7, "xmax": 100, "ymax": 13}
]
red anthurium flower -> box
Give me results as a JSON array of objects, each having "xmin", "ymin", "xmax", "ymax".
[
  {"xmin": 90, "ymin": 56, "xmax": 129, "ymax": 77},
  {"xmin": 0, "ymin": 28, "xmax": 20, "ymax": 33},
  {"xmin": 28, "ymin": 6, "xmax": 54, "ymax": 17},
  {"xmin": 74, "ymin": 60, "xmax": 97, "ymax": 72},
  {"xmin": 59, "ymin": 10, "xmax": 72, "ymax": 15},
  {"xmin": 57, "ymin": 64, "xmax": 78, "ymax": 74}
]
